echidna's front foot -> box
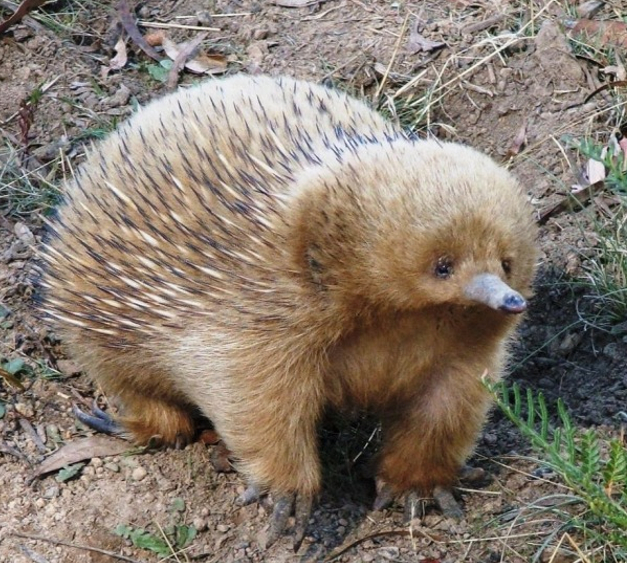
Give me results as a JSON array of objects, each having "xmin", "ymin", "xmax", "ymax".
[
  {"xmin": 73, "ymin": 402, "xmax": 123, "ymax": 435},
  {"xmin": 374, "ymin": 463, "xmax": 489, "ymax": 520},
  {"xmin": 374, "ymin": 483, "xmax": 463, "ymax": 521},
  {"xmin": 429, "ymin": 486, "xmax": 463, "ymax": 520},
  {"xmin": 264, "ymin": 492, "xmax": 312, "ymax": 552}
]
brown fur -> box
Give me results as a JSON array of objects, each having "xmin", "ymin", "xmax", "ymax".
[{"xmin": 39, "ymin": 75, "xmax": 538, "ymax": 500}]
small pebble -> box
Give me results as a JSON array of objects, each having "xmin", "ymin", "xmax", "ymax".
[
  {"xmin": 378, "ymin": 546, "xmax": 400, "ymax": 560},
  {"xmin": 217, "ymin": 523, "xmax": 229, "ymax": 533},
  {"xmin": 43, "ymin": 486, "xmax": 59, "ymax": 499},
  {"xmin": 104, "ymin": 462, "xmax": 120, "ymax": 473},
  {"xmin": 15, "ymin": 402, "xmax": 34, "ymax": 418},
  {"xmin": 131, "ymin": 466, "xmax": 147, "ymax": 481},
  {"xmin": 193, "ymin": 517, "xmax": 208, "ymax": 532},
  {"xmin": 253, "ymin": 28, "xmax": 269, "ymax": 40}
]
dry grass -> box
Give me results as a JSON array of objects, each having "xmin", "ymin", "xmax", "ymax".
[{"xmin": 0, "ymin": 141, "xmax": 62, "ymax": 217}]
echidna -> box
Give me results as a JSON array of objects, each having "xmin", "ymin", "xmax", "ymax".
[{"xmin": 39, "ymin": 74, "xmax": 538, "ymax": 548}]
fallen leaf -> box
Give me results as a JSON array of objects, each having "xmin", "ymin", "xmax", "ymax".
[
  {"xmin": 568, "ymin": 19, "xmax": 627, "ymax": 49},
  {"xmin": 619, "ymin": 136, "xmax": 627, "ymax": 170},
  {"xmin": 0, "ymin": 368, "xmax": 23, "ymax": 390},
  {"xmin": 101, "ymin": 36, "xmax": 128, "ymax": 79},
  {"xmin": 407, "ymin": 19, "xmax": 445, "ymax": 54},
  {"xmin": 147, "ymin": 60, "xmax": 173, "ymax": 83},
  {"xmin": 506, "ymin": 122, "xmax": 527, "ymax": 158},
  {"xmin": 35, "ymin": 436, "xmax": 129, "ymax": 478},
  {"xmin": 55, "ymin": 462, "xmax": 85, "ymax": 482},
  {"xmin": 584, "ymin": 149, "xmax": 606, "ymax": 184},
  {"xmin": 593, "ymin": 193, "xmax": 621, "ymax": 217},
  {"xmin": 576, "ymin": 0, "xmax": 604, "ymax": 18},
  {"xmin": 583, "ymin": 80, "xmax": 627, "ymax": 104},
  {"xmin": 117, "ymin": 0, "xmax": 162, "ymax": 62},
  {"xmin": 270, "ymin": 0, "xmax": 322, "ymax": 6},
  {"xmin": 460, "ymin": 14, "xmax": 506, "ymax": 35},
  {"xmin": 0, "ymin": 0, "xmax": 46, "ymax": 35},
  {"xmin": 189, "ymin": 52, "xmax": 228, "ymax": 74},
  {"xmin": 162, "ymin": 36, "xmax": 227, "ymax": 77},
  {"xmin": 602, "ymin": 64, "xmax": 627, "ymax": 82},
  {"xmin": 167, "ymin": 33, "xmax": 207, "ymax": 89},
  {"xmin": 538, "ymin": 180, "xmax": 605, "ymax": 225}
]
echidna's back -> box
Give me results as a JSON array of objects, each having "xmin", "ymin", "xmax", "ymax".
[{"xmin": 40, "ymin": 75, "xmax": 398, "ymax": 344}]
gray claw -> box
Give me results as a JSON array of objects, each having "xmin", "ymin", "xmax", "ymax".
[
  {"xmin": 73, "ymin": 404, "xmax": 122, "ymax": 435},
  {"xmin": 238, "ymin": 484, "xmax": 262, "ymax": 506},
  {"xmin": 293, "ymin": 494, "xmax": 312, "ymax": 552},
  {"xmin": 265, "ymin": 494, "xmax": 294, "ymax": 549},
  {"xmin": 403, "ymin": 491, "xmax": 427, "ymax": 522},
  {"xmin": 91, "ymin": 401, "xmax": 111, "ymax": 421},
  {"xmin": 459, "ymin": 465, "xmax": 489, "ymax": 486},
  {"xmin": 433, "ymin": 485, "xmax": 463, "ymax": 520},
  {"xmin": 373, "ymin": 482, "xmax": 395, "ymax": 511}
]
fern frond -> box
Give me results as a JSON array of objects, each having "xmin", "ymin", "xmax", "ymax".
[{"xmin": 487, "ymin": 380, "xmax": 627, "ymax": 553}]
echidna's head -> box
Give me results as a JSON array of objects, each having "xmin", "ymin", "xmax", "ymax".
[{"xmin": 290, "ymin": 139, "xmax": 538, "ymax": 317}]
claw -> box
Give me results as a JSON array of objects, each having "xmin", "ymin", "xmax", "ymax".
[
  {"xmin": 238, "ymin": 484, "xmax": 262, "ymax": 506},
  {"xmin": 73, "ymin": 403, "xmax": 122, "ymax": 435},
  {"xmin": 459, "ymin": 465, "xmax": 489, "ymax": 486},
  {"xmin": 210, "ymin": 442, "xmax": 234, "ymax": 473},
  {"xmin": 90, "ymin": 401, "xmax": 111, "ymax": 421},
  {"xmin": 264, "ymin": 494, "xmax": 294, "ymax": 549},
  {"xmin": 403, "ymin": 490, "xmax": 427, "ymax": 523},
  {"xmin": 293, "ymin": 494, "xmax": 312, "ymax": 552},
  {"xmin": 373, "ymin": 482, "xmax": 395, "ymax": 511},
  {"xmin": 433, "ymin": 485, "xmax": 463, "ymax": 520}
]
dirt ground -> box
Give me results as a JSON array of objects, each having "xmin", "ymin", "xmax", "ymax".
[{"xmin": 1, "ymin": 0, "xmax": 626, "ymax": 561}]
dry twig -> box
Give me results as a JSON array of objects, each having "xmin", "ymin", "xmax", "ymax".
[
  {"xmin": 0, "ymin": 0, "xmax": 46, "ymax": 35},
  {"xmin": 11, "ymin": 532, "xmax": 146, "ymax": 563},
  {"xmin": 117, "ymin": 0, "xmax": 162, "ymax": 62},
  {"xmin": 167, "ymin": 32, "xmax": 208, "ymax": 89}
]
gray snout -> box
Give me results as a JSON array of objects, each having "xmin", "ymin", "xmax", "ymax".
[
  {"xmin": 500, "ymin": 293, "xmax": 527, "ymax": 314},
  {"xmin": 464, "ymin": 274, "xmax": 527, "ymax": 315}
]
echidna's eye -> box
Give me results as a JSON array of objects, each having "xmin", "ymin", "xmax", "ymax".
[
  {"xmin": 501, "ymin": 259, "xmax": 512, "ymax": 275},
  {"xmin": 434, "ymin": 258, "xmax": 453, "ymax": 279}
]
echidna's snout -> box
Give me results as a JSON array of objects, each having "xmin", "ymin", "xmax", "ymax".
[
  {"xmin": 499, "ymin": 293, "xmax": 527, "ymax": 314},
  {"xmin": 464, "ymin": 274, "xmax": 527, "ymax": 314}
]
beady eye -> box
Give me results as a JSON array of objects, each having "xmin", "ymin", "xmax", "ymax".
[
  {"xmin": 501, "ymin": 259, "xmax": 512, "ymax": 275},
  {"xmin": 434, "ymin": 258, "xmax": 453, "ymax": 279}
]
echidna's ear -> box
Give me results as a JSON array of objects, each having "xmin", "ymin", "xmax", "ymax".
[
  {"xmin": 304, "ymin": 243, "xmax": 326, "ymax": 287},
  {"xmin": 287, "ymin": 177, "xmax": 341, "ymax": 290},
  {"xmin": 290, "ymin": 210, "xmax": 333, "ymax": 289}
]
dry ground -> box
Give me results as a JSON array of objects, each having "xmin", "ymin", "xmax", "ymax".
[{"xmin": 1, "ymin": 0, "xmax": 627, "ymax": 562}]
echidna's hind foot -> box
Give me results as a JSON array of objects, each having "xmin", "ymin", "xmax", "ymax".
[
  {"xmin": 74, "ymin": 394, "xmax": 196, "ymax": 447},
  {"xmin": 120, "ymin": 394, "xmax": 196, "ymax": 447},
  {"xmin": 73, "ymin": 402, "xmax": 123, "ymax": 435},
  {"xmin": 236, "ymin": 485, "xmax": 312, "ymax": 551}
]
